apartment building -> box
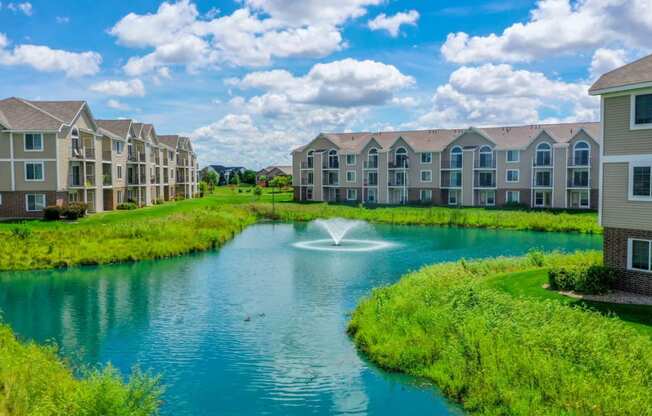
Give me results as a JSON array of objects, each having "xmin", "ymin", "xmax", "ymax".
[
  {"xmin": 590, "ymin": 54, "xmax": 652, "ymax": 295},
  {"xmin": 292, "ymin": 122, "xmax": 600, "ymax": 209},
  {"xmin": 0, "ymin": 97, "xmax": 199, "ymax": 219},
  {"xmin": 159, "ymin": 135, "xmax": 198, "ymax": 199}
]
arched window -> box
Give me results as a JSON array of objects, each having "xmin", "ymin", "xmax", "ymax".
[
  {"xmin": 328, "ymin": 149, "xmax": 339, "ymax": 169},
  {"xmin": 306, "ymin": 150, "xmax": 314, "ymax": 168},
  {"xmin": 573, "ymin": 141, "xmax": 590, "ymax": 166},
  {"xmin": 535, "ymin": 142, "xmax": 552, "ymax": 166},
  {"xmin": 395, "ymin": 147, "xmax": 408, "ymax": 168},
  {"xmin": 479, "ymin": 145, "xmax": 493, "ymax": 168},
  {"xmin": 71, "ymin": 127, "xmax": 81, "ymax": 157},
  {"xmin": 367, "ymin": 147, "xmax": 378, "ymax": 169},
  {"xmin": 450, "ymin": 146, "xmax": 463, "ymax": 168}
]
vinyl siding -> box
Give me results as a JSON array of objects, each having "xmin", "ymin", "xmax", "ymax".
[
  {"xmin": 14, "ymin": 160, "xmax": 57, "ymax": 191},
  {"xmin": 0, "ymin": 132, "xmax": 10, "ymax": 158},
  {"xmin": 13, "ymin": 133, "xmax": 57, "ymax": 159},
  {"xmin": 0, "ymin": 162, "xmax": 11, "ymax": 189},
  {"xmin": 602, "ymin": 162, "xmax": 652, "ymax": 230},
  {"xmin": 604, "ymin": 94, "xmax": 652, "ymax": 156}
]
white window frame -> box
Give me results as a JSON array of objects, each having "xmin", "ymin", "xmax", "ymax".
[
  {"xmin": 420, "ymin": 189, "xmax": 432, "ymax": 202},
  {"xmin": 479, "ymin": 190, "xmax": 496, "ymax": 206},
  {"xmin": 506, "ymin": 150, "xmax": 520, "ymax": 163},
  {"xmin": 535, "ymin": 170, "xmax": 552, "ymax": 188},
  {"xmin": 346, "ymin": 154, "xmax": 356, "ymax": 166},
  {"xmin": 347, "ymin": 189, "xmax": 358, "ymax": 201},
  {"xmin": 630, "ymin": 93, "xmax": 652, "ymax": 130},
  {"xmin": 506, "ymin": 190, "xmax": 520, "ymax": 204},
  {"xmin": 505, "ymin": 169, "xmax": 520, "ymax": 183},
  {"xmin": 420, "ymin": 170, "xmax": 432, "ymax": 183},
  {"xmin": 448, "ymin": 190, "xmax": 458, "ymax": 205},
  {"xmin": 116, "ymin": 165, "xmax": 123, "ymax": 180},
  {"xmin": 579, "ymin": 190, "xmax": 590, "ymax": 208},
  {"xmin": 25, "ymin": 193, "xmax": 46, "ymax": 212},
  {"xmin": 24, "ymin": 133, "xmax": 44, "ymax": 152},
  {"xmin": 421, "ymin": 152, "xmax": 432, "ymax": 164},
  {"xmin": 627, "ymin": 238, "xmax": 652, "ymax": 273},
  {"xmin": 534, "ymin": 190, "xmax": 549, "ymax": 207},
  {"xmin": 24, "ymin": 161, "xmax": 45, "ymax": 182},
  {"xmin": 346, "ymin": 170, "xmax": 356, "ymax": 183},
  {"xmin": 628, "ymin": 162, "xmax": 652, "ymax": 201}
]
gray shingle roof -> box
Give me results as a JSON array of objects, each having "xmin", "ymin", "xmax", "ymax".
[
  {"xmin": 97, "ymin": 119, "xmax": 132, "ymax": 139},
  {"xmin": 158, "ymin": 135, "xmax": 180, "ymax": 148},
  {"xmin": 0, "ymin": 97, "xmax": 73, "ymax": 130},
  {"xmin": 590, "ymin": 53, "xmax": 652, "ymax": 94}
]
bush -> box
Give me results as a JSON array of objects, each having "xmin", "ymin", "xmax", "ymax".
[
  {"xmin": 43, "ymin": 205, "xmax": 62, "ymax": 221},
  {"xmin": 175, "ymin": 195, "xmax": 185, "ymax": 201},
  {"xmin": 549, "ymin": 264, "xmax": 617, "ymax": 294},
  {"xmin": 63, "ymin": 203, "xmax": 88, "ymax": 220},
  {"xmin": 253, "ymin": 186, "xmax": 262, "ymax": 196},
  {"xmin": 154, "ymin": 199, "xmax": 164, "ymax": 205},
  {"xmin": 117, "ymin": 202, "xmax": 138, "ymax": 210}
]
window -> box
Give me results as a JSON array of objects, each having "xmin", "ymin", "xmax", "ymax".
[
  {"xmin": 366, "ymin": 188, "xmax": 377, "ymax": 203},
  {"xmin": 346, "ymin": 170, "xmax": 356, "ymax": 182},
  {"xmin": 477, "ymin": 171, "xmax": 494, "ymax": 187},
  {"xmin": 26, "ymin": 194, "xmax": 46, "ymax": 211},
  {"xmin": 535, "ymin": 142, "xmax": 552, "ymax": 166},
  {"xmin": 306, "ymin": 150, "xmax": 314, "ymax": 169},
  {"xmin": 631, "ymin": 93, "xmax": 652, "ymax": 128},
  {"xmin": 579, "ymin": 190, "xmax": 589, "ymax": 208},
  {"xmin": 534, "ymin": 190, "xmax": 551, "ymax": 207},
  {"xmin": 420, "ymin": 189, "xmax": 432, "ymax": 202},
  {"xmin": 479, "ymin": 146, "xmax": 493, "ymax": 168},
  {"xmin": 630, "ymin": 164, "xmax": 652, "ymax": 200},
  {"xmin": 307, "ymin": 172, "xmax": 314, "ymax": 185},
  {"xmin": 367, "ymin": 148, "xmax": 378, "ymax": 169},
  {"xmin": 25, "ymin": 133, "xmax": 43, "ymax": 151},
  {"xmin": 506, "ymin": 169, "xmax": 519, "ymax": 183},
  {"xmin": 346, "ymin": 154, "xmax": 356, "ymax": 165},
  {"xmin": 450, "ymin": 146, "xmax": 462, "ymax": 168},
  {"xmin": 450, "ymin": 171, "xmax": 462, "ymax": 187},
  {"xmin": 573, "ymin": 141, "xmax": 590, "ymax": 166},
  {"xmin": 629, "ymin": 239, "xmax": 651, "ymax": 272},
  {"xmin": 347, "ymin": 189, "xmax": 358, "ymax": 201},
  {"xmin": 420, "ymin": 170, "xmax": 432, "ymax": 182},
  {"xmin": 117, "ymin": 190, "xmax": 125, "ymax": 204},
  {"xmin": 366, "ymin": 171, "xmax": 378, "ymax": 186},
  {"xmin": 478, "ymin": 190, "xmax": 495, "ymax": 206},
  {"xmin": 448, "ymin": 190, "xmax": 459, "ymax": 205},
  {"xmin": 572, "ymin": 170, "xmax": 589, "ymax": 187},
  {"xmin": 421, "ymin": 152, "xmax": 432, "ymax": 164},
  {"xmin": 395, "ymin": 147, "xmax": 408, "ymax": 167},
  {"xmin": 535, "ymin": 171, "xmax": 551, "ymax": 187},
  {"xmin": 328, "ymin": 149, "xmax": 339, "ymax": 169},
  {"xmin": 506, "ymin": 150, "xmax": 519, "ymax": 163},
  {"xmin": 506, "ymin": 191, "xmax": 520, "ymax": 204},
  {"xmin": 117, "ymin": 165, "xmax": 123, "ymax": 180},
  {"xmin": 25, "ymin": 162, "xmax": 44, "ymax": 181},
  {"xmin": 113, "ymin": 141, "xmax": 124, "ymax": 155}
]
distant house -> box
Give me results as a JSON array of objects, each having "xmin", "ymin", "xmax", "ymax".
[
  {"xmin": 200, "ymin": 165, "xmax": 246, "ymax": 184},
  {"xmin": 256, "ymin": 165, "xmax": 292, "ymax": 185}
]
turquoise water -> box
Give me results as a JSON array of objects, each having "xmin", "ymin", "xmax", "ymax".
[{"xmin": 0, "ymin": 223, "xmax": 602, "ymax": 415}]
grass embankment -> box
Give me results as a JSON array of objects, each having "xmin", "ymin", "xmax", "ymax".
[
  {"xmin": 251, "ymin": 202, "xmax": 601, "ymax": 234},
  {"xmin": 348, "ymin": 251, "xmax": 652, "ymax": 415},
  {"xmin": 0, "ymin": 324, "xmax": 161, "ymax": 415}
]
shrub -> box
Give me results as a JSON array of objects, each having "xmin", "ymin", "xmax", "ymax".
[
  {"xmin": 63, "ymin": 203, "xmax": 88, "ymax": 220},
  {"xmin": 154, "ymin": 199, "xmax": 164, "ymax": 205},
  {"xmin": 253, "ymin": 186, "xmax": 262, "ymax": 196},
  {"xmin": 549, "ymin": 264, "xmax": 617, "ymax": 294},
  {"xmin": 175, "ymin": 195, "xmax": 185, "ymax": 201},
  {"xmin": 117, "ymin": 202, "xmax": 138, "ymax": 210},
  {"xmin": 43, "ymin": 205, "xmax": 62, "ymax": 221},
  {"xmin": 10, "ymin": 227, "xmax": 32, "ymax": 240}
]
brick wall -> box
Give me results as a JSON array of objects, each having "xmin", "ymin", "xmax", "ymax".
[
  {"xmin": 604, "ymin": 227, "xmax": 652, "ymax": 295},
  {"xmin": 0, "ymin": 191, "xmax": 67, "ymax": 219}
]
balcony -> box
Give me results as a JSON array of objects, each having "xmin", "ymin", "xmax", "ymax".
[
  {"xmin": 568, "ymin": 171, "xmax": 590, "ymax": 188},
  {"xmin": 322, "ymin": 175, "xmax": 339, "ymax": 186},
  {"xmin": 85, "ymin": 173, "xmax": 95, "ymax": 187},
  {"xmin": 364, "ymin": 160, "xmax": 379, "ymax": 169},
  {"xmin": 533, "ymin": 175, "xmax": 552, "ymax": 187},
  {"xmin": 323, "ymin": 160, "xmax": 340, "ymax": 170},
  {"xmin": 102, "ymin": 150, "xmax": 112, "ymax": 162},
  {"xmin": 71, "ymin": 145, "xmax": 83, "ymax": 159},
  {"xmin": 474, "ymin": 158, "xmax": 496, "ymax": 169},
  {"xmin": 300, "ymin": 160, "xmax": 313, "ymax": 169},
  {"xmin": 103, "ymin": 174, "xmax": 112, "ymax": 186},
  {"xmin": 364, "ymin": 176, "xmax": 378, "ymax": 186},
  {"xmin": 128, "ymin": 152, "xmax": 138, "ymax": 162},
  {"xmin": 441, "ymin": 158, "xmax": 462, "ymax": 169},
  {"xmin": 388, "ymin": 175, "xmax": 408, "ymax": 187},
  {"xmin": 474, "ymin": 174, "xmax": 496, "ymax": 188},
  {"xmin": 139, "ymin": 152, "xmax": 146, "ymax": 162},
  {"xmin": 533, "ymin": 157, "xmax": 553, "ymax": 167},
  {"xmin": 568, "ymin": 155, "xmax": 591, "ymax": 167},
  {"xmin": 388, "ymin": 160, "xmax": 408, "ymax": 169},
  {"xmin": 85, "ymin": 147, "xmax": 95, "ymax": 159},
  {"xmin": 69, "ymin": 175, "xmax": 83, "ymax": 187}
]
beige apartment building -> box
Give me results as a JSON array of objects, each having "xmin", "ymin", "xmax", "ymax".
[
  {"xmin": 159, "ymin": 135, "xmax": 198, "ymax": 199},
  {"xmin": 292, "ymin": 122, "xmax": 600, "ymax": 209},
  {"xmin": 590, "ymin": 54, "xmax": 652, "ymax": 295},
  {"xmin": 0, "ymin": 97, "xmax": 199, "ymax": 219}
]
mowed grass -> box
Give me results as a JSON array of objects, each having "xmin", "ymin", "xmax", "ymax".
[{"xmin": 348, "ymin": 251, "xmax": 652, "ymax": 415}]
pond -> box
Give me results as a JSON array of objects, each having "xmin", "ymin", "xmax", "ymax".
[{"xmin": 0, "ymin": 222, "xmax": 602, "ymax": 415}]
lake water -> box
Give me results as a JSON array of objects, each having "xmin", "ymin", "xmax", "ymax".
[{"xmin": 0, "ymin": 222, "xmax": 602, "ymax": 415}]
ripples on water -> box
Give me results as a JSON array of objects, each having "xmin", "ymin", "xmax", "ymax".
[{"xmin": 0, "ymin": 223, "xmax": 601, "ymax": 415}]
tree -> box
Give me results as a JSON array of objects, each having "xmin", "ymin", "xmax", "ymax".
[
  {"xmin": 242, "ymin": 170, "xmax": 257, "ymax": 185},
  {"xmin": 258, "ymin": 175, "xmax": 268, "ymax": 186},
  {"xmin": 204, "ymin": 171, "xmax": 219, "ymax": 192},
  {"xmin": 269, "ymin": 175, "xmax": 289, "ymax": 190},
  {"xmin": 229, "ymin": 173, "xmax": 241, "ymax": 186}
]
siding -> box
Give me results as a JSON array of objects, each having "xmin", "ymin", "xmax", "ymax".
[
  {"xmin": 0, "ymin": 132, "xmax": 10, "ymax": 158},
  {"xmin": 14, "ymin": 160, "xmax": 57, "ymax": 191},
  {"xmin": 602, "ymin": 162, "xmax": 652, "ymax": 230},
  {"xmin": 0, "ymin": 161, "xmax": 11, "ymax": 189},
  {"xmin": 604, "ymin": 94, "xmax": 652, "ymax": 156},
  {"xmin": 13, "ymin": 133, "xmax": 57, "ymax": 159}
]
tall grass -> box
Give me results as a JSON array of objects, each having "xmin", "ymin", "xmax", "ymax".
[
  {"xmin": 0, "ymin": 323, "xmax": 162, "ymax": 415},
  {"xmin": 348, "ymin": 251, "xmax": 652, "ymax": 415},
  {"xmin": 251, "ymin": 203, "xmax": 601, "ymax": 234}
]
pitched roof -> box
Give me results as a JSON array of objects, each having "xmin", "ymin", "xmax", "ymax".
[
  {"xmin": 158, "ymin": 134, "xmax": 179, "ymax": 148},
  {"xmin": 28, "ymin": 100, "xmax": 85, "ymax": 123},
  {"xmin": 294, "ymin": 122, "xmax": 600, "ymax": 154},
  {"xmin": 131, "ymin": 122, "xmax": 144, "ymax": 138},
  {"xmin": 260, "ymin": 165, "xmax": 292, "ymax": 175},
  {"xmin": 97, "ymin": 119, "xmax": 132, "ymax": 139},
  {"xmin": 590, "ymin": 53, "xmax": 652, "ymax": 94},
  {"xmin": 0, "ymin": 97, "xmax": 85, "ymax": 130}
]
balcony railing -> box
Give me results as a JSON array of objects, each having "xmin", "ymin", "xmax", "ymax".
[
  {"xmin": 388, "ymin": 176, "xmax": 408, "ymax": 187},
  {"xmin": 568, "ymin": 174, "xmax": 590, "ymax": 187},
  {"xmin": 85, "ymin": 174, "xmax": 95, "ymax": 187},
  {"xmin": 474, "ymin": 158, "xmax": 496, "ymax": 169},
  {"xmin": 323, "ymin": 160, "xmax": 340, "ymax": 169},
  {"xmin": 474, "ymin": 176, "xmax": 496, "ymax": 188},
  {"xmin": 322, "ymin": 175, "xmax": 339, "ymax": 186},
  {"xmin": 71, "ymin": 146, "xmax": 83, "ymax": 159},
  {"xmin": 103, "ymin": 174, "xmax": 112, "ymax": 186},
  {"xmin": 69, "ymin": 176, "xmax": 82, "ymax": 187},
  {"xmin": 128, "ymin": 153, "xmax": 138, "ymax": 162},
  {"xmin": 441, "ymin": 158, "xmax": 462, "ymax": 169},
  {"xmin": 388, "ymin": 160, "xmax": 408, "ymax": 169},
  {"xmin": 102, "ymin": 150, "xmax": 112, "ymax": 162},
  {"xmin": 139, "ymin": 152, "xmax": 146, "ymax": 162},
  {"xmin": 533, "ymin": 176, "xmax": 552, "ymax": 187},
  {"xmin": 364, "ymin": 160, "xmax": 379, "ymax": 169},
  {"xmin": 568, "ymin": 156, "xmax": 591, "ymax": 167},
  {"xmin": 85, "ymin": 147, "xmax": 95, "ymax": 159},
  {"xmin": 533, "ymin": 157, "xmax": 553, "ymax": 167}
]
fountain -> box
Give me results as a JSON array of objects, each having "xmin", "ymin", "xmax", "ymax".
[{"xmin": 293, "ymin": 218, "xmax": 394, "ymax": 252}]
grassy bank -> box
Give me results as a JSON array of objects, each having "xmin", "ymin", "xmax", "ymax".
[
  {"xmin": 0, "ymin": 324, "xmax": 161, "ymax": 415},
  {"xmin": 348, "ymin": 251, "xmax": 652, "ymax": 415},
  {"xmin": 251, "ymin": 202, "xmax": 601, "ymax": 234}
]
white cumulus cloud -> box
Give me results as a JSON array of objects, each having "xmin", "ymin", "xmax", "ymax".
[
  {"xmin": 90, "ymin": 79, "xmax": 146, "ymax": 97},
  {"xmin": 7, "ymin": 2, "xmax": 32, "ymax": 16},
  {"xmin": 368, "ymin": 10, "xmax": 419, "ymax": 37},
  {"xmin": 590, "ymin": 48, "xmax": 628, "ymax": 80}
]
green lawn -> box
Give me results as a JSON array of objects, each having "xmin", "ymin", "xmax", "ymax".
[{"xmin": 484, "ymin": 268, "xmax": 652, "ymax": 336}]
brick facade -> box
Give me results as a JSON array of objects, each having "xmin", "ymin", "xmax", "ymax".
[
  {"xmin": 0, "ymin": 191, "xmax": 68, "ymax": 219},
  {"xmin": 604, "ymin": 227, "xmax": 652, "ymax": 295}
]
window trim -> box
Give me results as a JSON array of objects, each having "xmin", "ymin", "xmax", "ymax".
[
  {"xmin": 25, "ymin": 193, "xmax": 46, "ymax": 212},
  {"xmin": 534, "ymin": 190, "xmax": 549, "ymax": 207},
  {"xmin": 346, "ymin": 154, "xmax": 356, "ymax": 166},
  {"xmin": 420, "ymin": 169, "xmax": 432, "ymax": 183},
  {"xmin": 420, "ymin": 152, "xmax": 432, "ymax": 164},
  {"xmin": 628, "ymin": 162, "xmax": 652, "ymax": 201},
  {"xmin": 479, "ymin": 189, "xmax": 496, "ymax": 206},
  {"xmin": 419, "ymin": 189, "xmax": 432, "ymax": 202},
  {"xmin": 24, "ymin": 161, "xmax": 45, "ymax": 182},
  {"xmin": 346, "ymin": 189, "xmax": 358, "ymax": 201},
  {"xmin": 630, "ymin": 93, "xmax": 652, "ymax": 130},
  {"xmin": 448, "ymin": 190, "xmax": 458, "ymax": 205},
  {"xmin": 346, "ymin": 170, "xmax": 356, "ymax": 183},
  {"xmin": 506, "ymin": 150, "xmax": 520, "ymax": 163},
  {"xmin": 505, "ymin": 168, "xmax": 520, "ymax": 183},
  {"xmin": 627, "ymin": 238, "xmax": 652, "ymax": 273},
  {"xmin": 506, "ymin": 190, "xmax": 520, "ymax": 204},
  {"xmin": 24, "ymin": 133, "xmax": 44, "ymax": 152},
  {"xmin": 579, "ymin": 190, "xmax": 590, "ymax": 208}
]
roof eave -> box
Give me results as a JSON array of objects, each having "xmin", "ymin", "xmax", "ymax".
[{"xmin": 589, "ymin": 80, "xmax": 652, "ymax": 96}]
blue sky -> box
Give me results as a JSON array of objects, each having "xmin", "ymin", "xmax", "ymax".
[{"xmin": 0, "ymin": 0, "xmax": 649, "ymax": 168}]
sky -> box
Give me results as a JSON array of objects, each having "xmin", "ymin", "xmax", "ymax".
[{"xmin": 0, "ymin": 0, "xmax": 650, "ymax": 169}]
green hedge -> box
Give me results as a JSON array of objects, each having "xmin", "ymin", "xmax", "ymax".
[
  {"xmin": 348, "ymin": 251, "xmax": 652, "ymax": 415},
  {"xmin": 549, "ymin": 264, "xmax": 618, "ymax": 294}
]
